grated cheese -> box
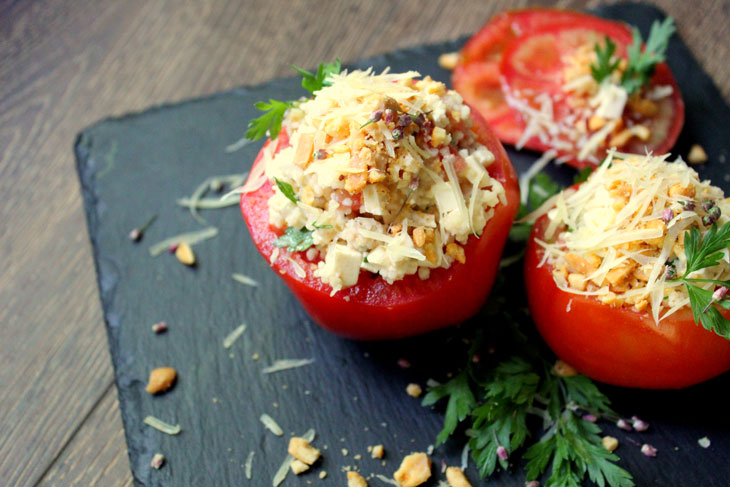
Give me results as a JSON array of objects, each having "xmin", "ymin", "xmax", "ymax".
[
  {"xmin": 538, "ymin": 151, "xmax": 730, "ymax": 321},
  {"xmin": 260, "ymin": 414, "xmax": 284, "ymax": 436},
  {"xmin": 222, "ymin": 324, "xmax": 247, "ymax": 349},
  {"xmin": 262, "ymin": 358, "xmax": 315, "ymax": 374}
]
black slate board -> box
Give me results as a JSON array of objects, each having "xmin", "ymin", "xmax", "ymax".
[{"xmin": 76, "ymin": 3, "xmax": 730, "ymax": 486}]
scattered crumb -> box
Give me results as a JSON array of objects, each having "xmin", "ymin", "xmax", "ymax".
[
  {"xmin": 371, "ymin": 444, "xmax": 384, "ymax": 459},
  {"xmin": 347, "ymin": 471, "xmax": 368, "ymax": 487},
  {"xmin": 150, "ymin": 453, "xmax": 165, "ymax": 469},
  {"xmin": 393, "ymin": 452, "xmax": 431, "ymax": 487},
  {"xmin": 289, "ymin": 437, "xmax": 321, "ymax": 465},
  {"xmin": 252, "ymin": 353, "xmax": 260, "ymax": 360},
  {"xmin": 175, "ymin": 242, "xmax": 196, "ymax": 265},
  {"xmin": 698, "ymin": 437, "xmax": 711, "ymax": 448},
  {"xmin": 552, "ymin": 360, "xmax": 578, "ymax": 377},
  {"xmin": 602, "ymin": 436, "xmax": 619, "ymax": 452},
  {"xmin": 438, "ymin": 52, "xmax": 459, "ymax": 70},
  {"xmin": 291, "ymin": 459, "xmax": 310, "ymax": 475},
  {"xmin": 406, "ymin": 383, "xmax": 423, "ymax": 398},
  {"xmin": 342, "ymin": 448, "xmax": 349, "ymax": 456},
  {"xmin": 145, "ymin": 367, "xmax": 177, "ymax": 394},
  {"xmin": 273, "ymin": 402, "xmax": 279, "ymax": 408},
  {"xmin": 354, "ymin": 454, "xmax": 362, "ymax": 460},
  {"xmin": 397, "ymin": 358, "xmax": 411, "ymax": 369},
  {"xmin": 212, "ymin": 397, "xmax": 220, "ymax": 403},
  {"xmin": 445, "ymin": 466, "xmax": 471, "ymax": 487},
  {"xmin": 319, "ymin": 471, "xmax": 327, "ymax": 479},
  {"xmin": 688, "ymin": 144, "xmax": 708, "ymax": 164},
  {"xmin": 282, "ymin": 384, "xmax": 289, "ymax": 390},
  {"xmin": 152, "ymin": 321, "xmax": 167, "ymax": 333}
]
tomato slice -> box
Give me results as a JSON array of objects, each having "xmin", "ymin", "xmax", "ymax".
[
  {"xmin": 240, "ymin": 111, "xmax": 519, "ymax": 340},
  {"xmin": 525, "ymin": 214, "xmax": 730, "ymax": 389},
  {"xmin": 455, "ymin": 8, "xmax": 685, "ymax": 168}
]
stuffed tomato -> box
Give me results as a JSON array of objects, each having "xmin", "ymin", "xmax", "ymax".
[
  {"xmin": 453, "ymin": 9, "xmax": 684, "ymax": 167},
  {"xmin": 525, "ymin": 152, "xmax": 730, "ymax": 388},
  {"xmin": 240, "ymin": 70, "xmax": 519, "ymax": 340}
]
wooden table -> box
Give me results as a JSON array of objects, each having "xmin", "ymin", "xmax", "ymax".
[{"xmin": 1, "ymin": 1, "xmax": 728, "ymax": 485}]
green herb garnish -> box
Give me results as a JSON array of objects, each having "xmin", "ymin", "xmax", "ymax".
[
  {"xmin": 291, "ymin": 58, "xmax": 342, "ymax": 95},
  {"xmin": 273, "ymin": 227, "xmax": 315, "ymax": 252},
  {"xmin": 573, "ymin": 165, "xmax": 595, "ymax": 184},
  {"xmin": 590, "ymin": 37, "xmax": 620, "ymax": 84},
  {"xmin": 246, "ymin": 60, "xmax": 341, "ymax": 141},
  {"xmin": 672, "ymin": 222, "xmax": 730, "ymax": 339},
  {"xmin": 590, "ymin": 17, "xmax": 675, "ymax": 95},
  {"xmin": 274, "ymin": 177, "xmax": 298, "ymax": 204},
  {"xmin": 423, "ymin": 334, "xmax": 633, "ymax": 486},
  {"xmin": 510, "ymin": 172, "xmax": 563, "ymax": 243}
]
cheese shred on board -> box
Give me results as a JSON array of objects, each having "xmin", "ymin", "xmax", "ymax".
[
  {"xmin": 244, "ymin": 69, "xmax": 505, "ymax": 293},
  {"xmin": 536, "ymin": 151, "xmax": 730, "ymax": 323}
]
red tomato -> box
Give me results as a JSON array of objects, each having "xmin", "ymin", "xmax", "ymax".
[
  {"xmin": 525, "ymin": 214, "xmax": 730, "ymax": 389},
  {"xmin": 454, "ymin": 9, "xmax": 685, "ymax": 168},
  {"xmin": 240, "ymin": 111, "xmax": 519, "ymax": 340}
]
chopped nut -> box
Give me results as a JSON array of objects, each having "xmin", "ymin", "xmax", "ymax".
[
  {"xmin": 628, "ymin": 96, "xmax": 658, "ymax": 117},
  {"xmin": 446, "ymin": 243, "xmax": 466, "ymax": 264},
  {"xmin": 371, "ymin": 444, "xmax": 384, "ymax": 459},
  {"xmin": 438, "ymin": 52, "xmax": 459, "ymax": 70},
  {"xmin": 552, "ymin": 360, "xmax": 577, "ymax": 377},
  {"xmin": 145, "ymin": 367, "xmax": 177, "ymax": 394},
  {"xmin": 609, "ymin": 128, "xmax": 635, "ymax": 148},
  {"xmin": 588, "ymin": 115, "xmax": 606, "ymax": 131},
  {"xmin": 389, "ymin": 224, "xmax": 403, "ymax": 236},
  {"xmin": 668, "ymin": 183, "xmax": 696, "ymax": 199},
  {"xmin": 393, "ymin": 452, "xmax": 431, "ymax": 487},
  {"xmin": 406, "ymin": 383, "xmax": 422, "ymax": 398},
  {"xmin": 567, "ymin": 273, "xmax": 587, "ymax": 291},
  {"xmin": 288, "ymin": 437, "xmax": 321, "ymax": 465},
  {"xmin": 347, "ymin": 471, "xmax": 368, "ymax": 487},
  {"xmin": 424, "ymin": 243, "xmax": 438, "ymax": 264},
  {"xmin": 291, "ymin": 459, "xmax": 310, "ymax": 475},
  {"xmin": 150, "ymin": 453, "xmax": 165, "ymax": 469},
  {"xmin": 368, "ymin": 169, "xmax": 386, "ymax": 183},
  {"xmin": 688, "ymin": 144, "xmax": 708, "ymax": 165},
  {"xmin": 319, "ymin": 471, "xmax": 328, "ymax": 479},
  {"xmin": 175, "ymin": 242, "xmax": 196, "ymax": 266},
  {"xmin": 152, "ymin": 321, "xmax": 168, "ymax": 333},
  {"xmin": 602, "ymin": 436, "xmax": 619, "ymax": 452},
  {"xmin": 445, "ymin": 466, "xmax": 471, "ymax": 487},
  {"xmin": 412, "ymin": 227, "xmax": 427, "ymax": 247},
  {"xmin": 430, "ymin": 127, "xmax": 451, "ymax": 147},
  {"xmin": 630, "ymin": 125, "xmax": 651, "ymax": 141}
]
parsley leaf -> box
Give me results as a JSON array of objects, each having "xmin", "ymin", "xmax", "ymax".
[
  {"xmin": 245, "ymin": 99, "xmax": 293, "ymax": 141},
  {"xmin": 246, "ymin": 60, "xmax": 342, "ymax": 141},
  {"xmin": 273, "ymin": 227, "xmax": 314, "ymax": 252},
  {"xmin": 573, "ymin": 166, "xmax": 595, "ymax": 184},
  {"xmin": 421, "ymin": 370, "xmax": 476, "ymax": 446},
  {"xmin": 621, "ymin": 17, "xmax": 675, "ymax": 94},
  {"xmin": 274, "ymin": 177, "xmax": 298, "ymax": 204},
  {"xmin": 291, "ymin": 58, "xmax": 342, "ymax": 94},
  {"xmin": 673, "ymin": 221, "xmax": 730, "ymax": 339},
  {"xmin": 590, "ymin": 37, "xmax": 621, "ymax": 84},
  {"xmin": 510, "ymin": 171, "xmax": 563, "ymax": 243}
]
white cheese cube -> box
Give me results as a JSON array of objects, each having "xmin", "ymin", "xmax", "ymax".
[
  {"xmin": 361, "ymin": 184, "xmax": 383, "ymax": 216},
  {"xmin": 592, "ymin": 83, "xmax": 628, "ymax": 120},
  {"xmin": 329, "ymin": 244, "xmax": 362, "ymax": 288}
]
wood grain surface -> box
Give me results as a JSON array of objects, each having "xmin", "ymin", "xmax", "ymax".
[{"xmin": 1, "ymin": 1, "xmax": 728, "ymax": 486}]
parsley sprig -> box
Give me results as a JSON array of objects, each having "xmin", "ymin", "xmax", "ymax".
[
  {"xmin": 672, "ymin": 222, "xmax": 730, "ymax": 339},
  {"xmin": 590, "ymin": 17, "xmax": 675, "ymax": 95},
  {"xmin": 245, "ymin": 59, "xmax": 341, "ymax": 141}
]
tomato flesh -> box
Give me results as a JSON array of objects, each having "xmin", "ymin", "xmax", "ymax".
[
  {"xmin": 525, "ymin": 214, "xmax": 730, "ymax": 389},
  {"xmin": 454, "ymin": 8, "xmax": 685, "ymax": 168},
  {"xmin": 240, "ymin": 110, "xmax": 519, "ymax": 340}
]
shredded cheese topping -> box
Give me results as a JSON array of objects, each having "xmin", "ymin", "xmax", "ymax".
[
  {"xmin": 505, "ymin": 40, "xmax": 672, "ymax": 163},
  {"xmin": 257, "ymin": 69, "xmax": 505, "ymax": 293},
  {"xmin": 537, "ymin": 151, "xmax": 730, "ymax": 323}
]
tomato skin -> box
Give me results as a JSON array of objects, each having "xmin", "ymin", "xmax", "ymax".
[
  {"xmin": 525, "ymin": 214, "xmax": 730, "ymax": 389},
  {"xmin": 240, "ymin": 111, "xmax": 519, "ymax": 340},
  {"xmin": 455, "ymin": 8, "xmax": 685, "ymax": 169}
]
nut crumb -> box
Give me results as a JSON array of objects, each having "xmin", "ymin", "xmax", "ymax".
[
  {"xmin": 393, "ymin": 452, "xmax": 431, "ymax": 487},
  {"xmin": 602, "ymin": 436, "xmax": 619, "ymax": 452},
  {"xmin": 688, "ymin": 144, "xmax": 708, "ymax": 164},
  {"xmin": 406, "ymin": 383, "xmax": 423, "ymax": 398},
  {"xmin": 438, "ymin": 52, "xmax": 459, "ymax": 70},
  {"xmin": 445, "ymin": 466, "xmax": 471, "ymax": 487},
  {"xmin": 289, "ymin": 437, "xmax": 321, "ymax": 465},
  {"xmin": 252, "ymin": 353, "xmax": 260, "ymax": 360},
  {"xmin": 175, "ymin": 242, "xmax": 196, "ymax": 266},
  {"xmin": 319, "ymin": 471, "xmax": 327, "ymax": 479},
  {"xmin": 341, "ymin": 448, "xmax": 349, "ymax": 456},
  {"xmin": 552, "ymin": 359, "xmax": 578, "ymax": 377},
  {"xmin": 145, "ymin": 367, "xmax": 177, "ymax": 394},
  {"xmin": 152, "ymin": 321, "xmax": 167, "ymax": 333},
  {"xmin": 150, "ymin": 453, "xmax": 165, "ymax": 469},
  {"xmin": 347, "ymin": 471, "xmax": 368, "ymax": 487},
  {"xmin": 290, "ymin": 459, "xmax": 310, "ymax": 475},
  {"xmin": 371, "ymin": 444, "xmax": 384, "ymax": 459}
]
